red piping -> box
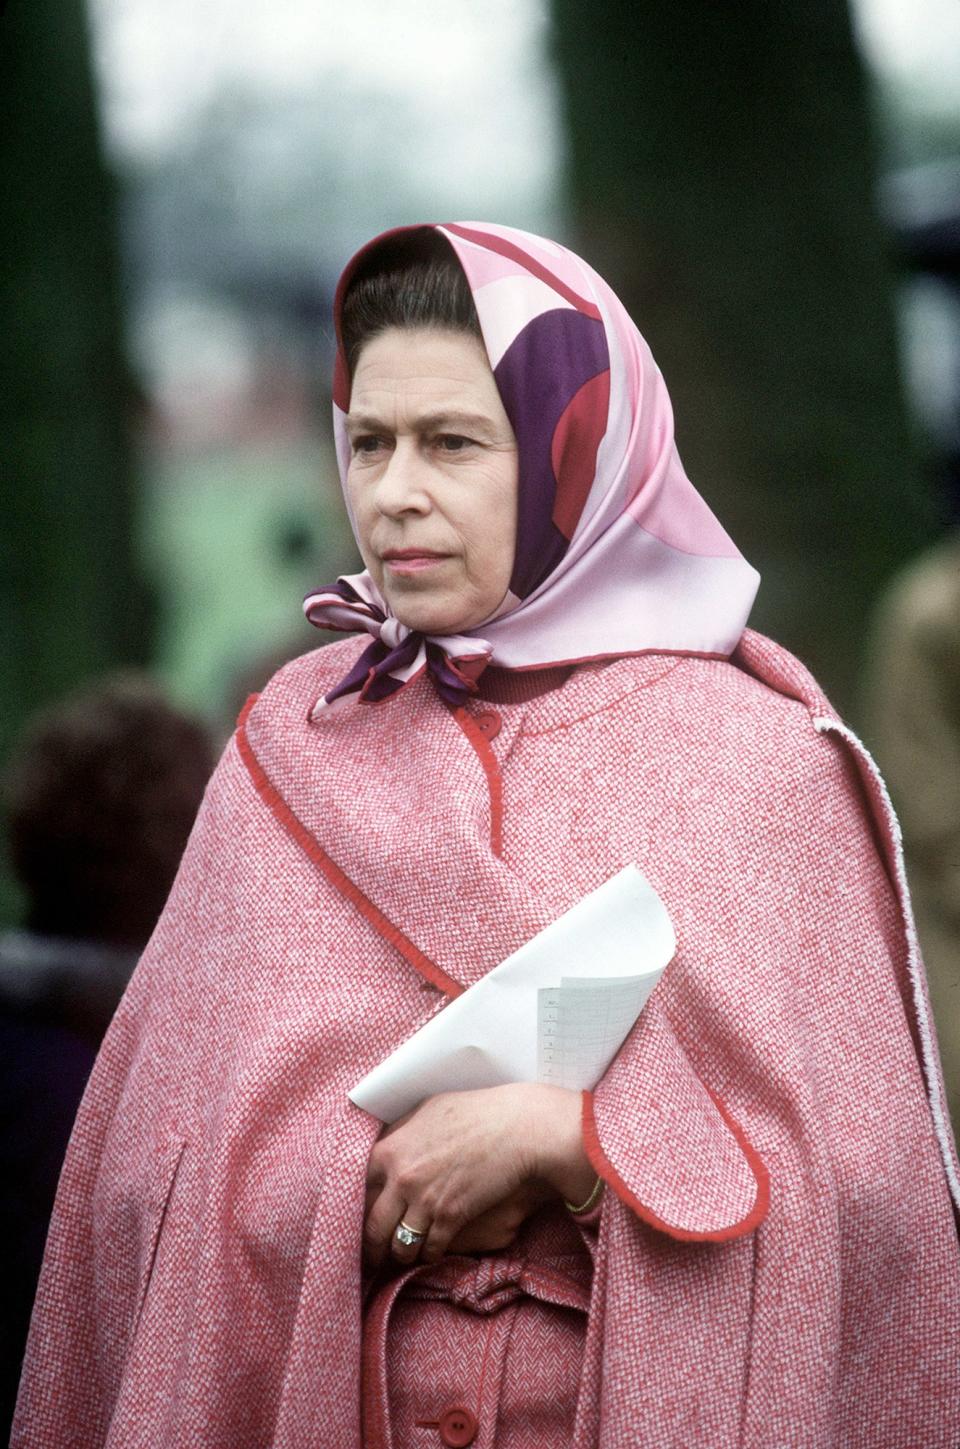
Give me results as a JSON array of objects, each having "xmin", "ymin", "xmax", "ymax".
[
  {"xmin": 453, "ymin": 707, "xmax": 503, "ymax": 857},
  {"xmin": 581, "ymin": 1089, "xmax": 770, "ymax": 1243},
  {"xmin": 237, "ymin": 693, "xmax": 260, "ymax": 729},
  {"xmin": 236, "ymin": 710, "xmax": 463, "ymax": 1000}
]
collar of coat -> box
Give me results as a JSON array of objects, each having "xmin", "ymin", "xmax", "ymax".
[{"xmin": 239, "ymin": 628, "xmax": 834, "ymax": 996}]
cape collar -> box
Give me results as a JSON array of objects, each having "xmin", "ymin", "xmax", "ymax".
[
  {"xmin": 241, "ymin": 642, "xmax": 558, "ymax": 993},
  {"xmin": 238, "ymin": 633, "xmax": 833, "ymax": 997},
  {"xmin": 239, "ymin": 640, "xmax": 696, "ymax": 994}
]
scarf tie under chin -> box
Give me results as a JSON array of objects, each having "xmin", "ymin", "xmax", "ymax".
[{"xmin": 303, "ymin": 579, "xmax": 492, "ymax": 719}]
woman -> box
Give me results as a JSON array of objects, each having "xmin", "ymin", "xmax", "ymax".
[{"xmin": 13, "ymin": 223, "xmax": 960, "ymax": 1448}]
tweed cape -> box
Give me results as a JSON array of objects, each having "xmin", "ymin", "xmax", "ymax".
[{"xmin": 13, "ymin": 629, "xmax": 960, "ymax": 1448}]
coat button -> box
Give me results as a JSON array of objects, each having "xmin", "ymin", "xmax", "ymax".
[
  {"xmin": 473, "ymin": 708, "xmax": 501, "ymax": 740},
  {"xmin": 438, "ymin": 1405, "xmax": 478, "ymax": 1447}
]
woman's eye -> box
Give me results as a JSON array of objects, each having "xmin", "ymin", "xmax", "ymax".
[
  {"xmin": 352, "ymin": 435, "xmax": 385, "ymax": 455},
  {"xmin": 436, "ymin": 435, "xmax": 472, "ymax": 453}
]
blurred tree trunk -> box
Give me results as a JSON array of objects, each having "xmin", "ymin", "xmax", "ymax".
[
  {"xmin": 0, "ymin": 0, "xmax": 152, "ymax": 921},
  {"xmin": 549, "ymin": 0, "xmax": 929, "ymax": 716}
]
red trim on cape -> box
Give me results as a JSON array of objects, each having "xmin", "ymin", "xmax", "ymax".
[
  {"xmin": 452, "ymin": 706, "xmax": 504, "ymax": 857},
  {"xmin": 237, "ymin": 693, "xmax": 260, "ymax": 729},
  {"xmin": 236, "ymin": 715, "xmax": 464, "ymax": 1000},
  {"xmin": 581, "ymin": 1088, "xmax": 770, "ymax": 1243}
]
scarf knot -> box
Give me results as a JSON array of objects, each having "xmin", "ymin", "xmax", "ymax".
[{"xmin": 303, "ymin": 578, "xmax": 492, "ymax": 720}]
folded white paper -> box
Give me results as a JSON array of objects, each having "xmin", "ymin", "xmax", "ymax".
[{"xmin": 349, "ymin": 865, "xmax": 675, "ymax": 1123}]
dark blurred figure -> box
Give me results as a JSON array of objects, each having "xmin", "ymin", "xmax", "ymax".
[
  {"xmin": 866, "ymin": 167, "xmax": 960, "ymax": 1134},
  {"xmin": 0, "ymin": 674, "xmax": 213, "ymax": 1436},
  {"xmin": 865, "ymin": 532, "xmax": 960, "ymax": 1132}
]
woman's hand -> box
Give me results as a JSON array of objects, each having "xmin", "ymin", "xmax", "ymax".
[
  {"xmin": 363, "ymin": 1082, "xmax": 595, "ymax": 1268},
  {"xmin": 445, "ymin": 1180, "xmax": 555, "ymax": 1255}
]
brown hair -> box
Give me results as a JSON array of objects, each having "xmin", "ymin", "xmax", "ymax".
[
  {"xmin": 6, "ymin": 673, "xmax": 214, "ymax": 949},
  {"xmin": 339, "ymin": 228, "xmax": 482, "ymax": 380}
]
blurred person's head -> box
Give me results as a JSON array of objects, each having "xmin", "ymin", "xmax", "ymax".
[{"xmin": 5, "ymin": 674, "xmax": 214, "ymax": 950}]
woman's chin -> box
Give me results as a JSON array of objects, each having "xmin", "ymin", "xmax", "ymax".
[
  {"xmin": 392, "ymin": 610, "xmax": 480, "ymax": 637},
  {"xmin": 386, "ymin": 593, "xmax": 484, "ymax": 637}
]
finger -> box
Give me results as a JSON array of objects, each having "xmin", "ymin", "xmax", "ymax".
[
  {"xmin": 420, "ymin": 1207, "xmax": 462, "ymax": 1266},
  {"xmin": 363, "ymin": 1183, "xmax": 406, "ymax": 1269},
  {"xmin": 445, "ymin": 1181, "xmax": 552, "ymax": 1255},
  {"xmin": 365, "ymin": 1148, "xmax": 386, "ymax": 1190},
  {"xmin": 447, "ymin": 1196, "xmax": 528, "ymax": 1255},
  {"xmin": 447, "ymin": 1214, "xmax": 519, "ymax": 1255},
  {"xmin": 390, "ymin": 1211, "xmax": 431, "ymax": 1266}
]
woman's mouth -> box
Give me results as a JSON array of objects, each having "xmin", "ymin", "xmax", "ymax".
[{"xmin": 382, "ymin": 550, "xmax": 450, "ymax": 576}]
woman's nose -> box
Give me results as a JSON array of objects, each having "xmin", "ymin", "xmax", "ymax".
[{"xmin": 374, "ymin": 442, "xmax": 431, "ymax": 516}]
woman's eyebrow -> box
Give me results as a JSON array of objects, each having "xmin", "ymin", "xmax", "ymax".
[
  {"xmin": 345, "ymin": 409, "xmax": 496, "ymax": 435},
  {"xmin": 344, "ymin": 411, "xmax": 386, "ymax": 434},
  {"xmin": 414, "ymin": 410, "xmax": 496, "ymax": 433}
]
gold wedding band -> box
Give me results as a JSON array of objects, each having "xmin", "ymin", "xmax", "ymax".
[{"xmin": 564, "ymin": 1176, "xmax": 604, "ymax": 1215}]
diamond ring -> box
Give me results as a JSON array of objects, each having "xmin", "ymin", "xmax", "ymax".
[{"xmin": 394, "ymin": 1219, "xmax": 427, "ymax": 1248}]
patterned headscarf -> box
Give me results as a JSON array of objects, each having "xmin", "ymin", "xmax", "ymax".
[{"xmin": 304, "ymin": 222, "xmax": 759, "ymax": 716}]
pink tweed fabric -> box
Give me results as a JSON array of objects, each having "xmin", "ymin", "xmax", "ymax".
[
  {"xmin": 13, "ymin": 629, "xmax": 960, "ymax": 1447},
  {"xmin": 362, "ymin": 1209, "xmax": 592, "ymax": 1448}
]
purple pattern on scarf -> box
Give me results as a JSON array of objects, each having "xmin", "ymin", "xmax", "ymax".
[
  {"xmin": 426, "ymin": 644, "xmax": 484, "ymax": 707},
  {"xmin": 312, "ymin": 577, "xmax": 376, "ymax": 616},
  {"xmin": 323, "ymin": 638, "xmax": 403, "ymax": 706},
  {"xmin": 494, "ymin": 308, "xmax": 609, "ymax": 600},
  {"xmin": 323, "ymin": 636, "xmax": 483, "ymax": 709}
]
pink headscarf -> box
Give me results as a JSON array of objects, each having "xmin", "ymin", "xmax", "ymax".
[{"xmin": 304, "ymin": 222, "xmax": 759, "ymax": 715}]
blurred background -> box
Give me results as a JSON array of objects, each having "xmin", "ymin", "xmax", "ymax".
[
  {"xmin": 2, "ymin": 1, "xmax": 960, "ymax": 974},
  {"xmin": 4, "ymin": 0, "xmax": 960, "ymax": 899},
  {"xmin": 2, "ymin": 0, "xmax": 960, "ymax": 1427}
]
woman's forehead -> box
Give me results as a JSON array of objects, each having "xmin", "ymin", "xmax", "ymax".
[{"xmin": 348, "ymin": 327, "xmax": 508, "ymax": 426}]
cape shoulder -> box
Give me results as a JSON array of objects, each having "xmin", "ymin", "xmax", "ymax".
[
  {"xmin": 240, "ymin": 627, "xmax": 836, "ymax": 743},
  {"xmin": 249, "ymin": 634, "xmax": 368, "ymax": 715}
]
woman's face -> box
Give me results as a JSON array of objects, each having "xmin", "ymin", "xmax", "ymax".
[{"xmin": 345, "ymin": 326, "xmax": 519, "ymax": 635}]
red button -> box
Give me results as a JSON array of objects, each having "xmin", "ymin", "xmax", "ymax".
[
  {"xmin": 473, "ymin": 709, "xmax": 501, "ymax": 740},
  {"xmin": 438, "ymin": 1405, "xmax": 478, "ymax": 1447}
]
